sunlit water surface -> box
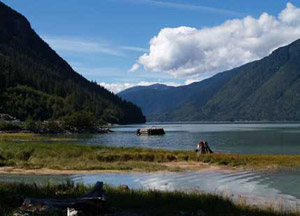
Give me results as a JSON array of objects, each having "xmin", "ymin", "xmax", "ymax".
[
  {"xmin": 74, "ymin": 123, "xmax": 300, "ymax": 154},
  {"xmin": 1, "ymin": 169, "xmax": 300, "ymax": 211},
  {"xmin": 3, "ymin": 123, "xmax": 300, "ymax": 211}
]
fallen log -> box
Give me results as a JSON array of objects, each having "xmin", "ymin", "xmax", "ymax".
[{"xmin": 15, "ymin": 181, "xmax": 106, "ymax": 216}]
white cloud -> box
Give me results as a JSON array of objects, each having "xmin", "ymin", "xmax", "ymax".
[
  {"xmin": 99, "ymin": 81, "xmax": 180, "ymax": 93},
  {"xmin": 279, "ymin": 3, "xmax": 300, "ymax": 26},
  {"xmin": 134, "ymin": 3, "xmax": 300, "ymax": 81},
  {"xmin": 126, "ymin": 0, "xmax": 243, "ymax": 17},
  {"xmin": 184, "ymin": 79, "xmax": 200, "ymax": 85},
  {"xmin": 43, "ymin": 36, "xmax": 147, "ymax": 56},
  {"xmin": 120, "ymin": 46, "xmax": 149, "ymax": 52},
  {"xmin": 129, "ymin": 63, "xmax": 140, "ymax": 72},
  {"xmin": 43, "ymin": 36, "xmax": 122, "ymax": 56}
]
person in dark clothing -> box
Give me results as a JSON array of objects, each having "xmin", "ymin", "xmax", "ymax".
[{"xmin": 195, "ymin": 141, "xmax": 213, "ymax": 154}]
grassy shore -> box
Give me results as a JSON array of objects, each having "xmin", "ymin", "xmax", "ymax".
[
  {"xmin": 0, "ymin": 133, "xmax": 299, "ymax": 215},
  {"xmin": 0, "ymin": 132, "xmax": 77, "ymax": 142},
  {"xmin": 0, "ymin": 133, "xmax": 300, "ymax": 172},
  {"xmin": 0, "ymin": 182, "xmax": 297, "ymax": 216}
]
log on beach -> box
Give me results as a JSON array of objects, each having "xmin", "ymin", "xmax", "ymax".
[{"xmin": 14, "ymin": 181, "xmax": 106, "ymax": 216}]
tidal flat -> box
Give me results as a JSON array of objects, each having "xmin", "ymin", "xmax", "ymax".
[
  {"xmin": 1, "ymin": 134, "xmax": 300, "ymax": 173},
  {"xmin": 1, "ymin": 132, "xmax": 300, "ymax": 215}
]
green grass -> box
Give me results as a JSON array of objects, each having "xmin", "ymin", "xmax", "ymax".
[
  {"xmin": 0, "ymin": 139, "xmax": 300, "ymax": 171},
  {"xmin": 0, "ymin": 182, "xmax": 297, "ymax": 216},
  {"xmin": 0, "ymin": 135, "xmax": 299, "ymax": 215},
  {"xmin": 0, "ymin": 132, "xmax": 77, "ymax": 142}
]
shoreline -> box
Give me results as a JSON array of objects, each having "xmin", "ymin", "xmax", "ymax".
[
  {"xmin": 1, "ymin": 133, "xmax": 300, "ymax": 173},
  {"xmin": 0, "ymin": 162, "xmax": 235, "ymax": 176}
]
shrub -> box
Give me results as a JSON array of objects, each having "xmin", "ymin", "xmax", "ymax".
[
  {"xmin": 62, "ymin": 112, "xmax": 97, "ymax": 131},
  {"xmin": 0, "ymin": 120, "xmax": 21, "ymax": 131}
]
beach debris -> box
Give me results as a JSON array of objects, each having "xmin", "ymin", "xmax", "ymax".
[
  {"xmin": 14, "ymin": 181, "xmax": 106, "ymax": 216},
  {"xmin": 195, "ymin": 141, "xmax": 213, "ymax": 154},
  {"xmin": 97, "ymin": 128, "xmax": 114, "ymax": 133},
  {"xmin": 136, "ymin": 127, "xmax": 165, "ymax": 135},
  {"xmin": 67, "ymin": 207, "xmax": 82, "ymax": 216}
]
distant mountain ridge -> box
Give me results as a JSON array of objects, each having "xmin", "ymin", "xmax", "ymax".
[
  {"xmin": 119, "ymin": 84, "xmax": 174, "ymax": 96},
  {"xmin": 119, "ymin": 39, "xmax": 300, "ymax": 122},
  {"xmin": 0, "ymin": 2, "xmax": 145, "ymax": 124}
]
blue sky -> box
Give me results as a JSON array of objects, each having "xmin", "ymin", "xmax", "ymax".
[{"xmin": 2, "ymin": 0, "xmax": 300, "ymax": 92}]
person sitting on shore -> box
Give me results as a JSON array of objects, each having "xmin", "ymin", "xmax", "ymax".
[
  {"xmin": 195, "ymin": 141, "xmax": 213, "ymax": 154},
  {"xmin": 136, "ymin": 129, "xmax": 141, "ymax": 136},
  {"xmin": 204, "ymin": 141, "xmax": 213, "ymax": 153}
]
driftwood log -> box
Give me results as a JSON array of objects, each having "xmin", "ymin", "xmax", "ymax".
[{"xmin": 15, "ymin": 181, "xmax": 106, "ymax": 216}]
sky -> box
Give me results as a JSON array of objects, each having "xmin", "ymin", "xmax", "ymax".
[{"xmin": 2, "ymin": 0, "xmax": 300, "ymax": 93}]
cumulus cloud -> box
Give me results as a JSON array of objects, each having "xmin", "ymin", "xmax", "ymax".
[
  {"xmin": 134, "ymin": 3, "xmax": 300, "ymax": 80},
  {"xmin": 279, "ymin": 3, "xmax": 300, "ymax": 25},
  {"xmin": 99, "ymin": 81, "xmax": 180, "ymax": 93}
]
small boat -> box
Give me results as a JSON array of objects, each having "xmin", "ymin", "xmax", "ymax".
[{"xmin": 136, "ymin": 127, "xmax": 165, "ymax": 136}]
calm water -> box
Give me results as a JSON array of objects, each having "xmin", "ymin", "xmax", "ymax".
[
  {"xmin": 1, "ymin": 169, "xmax": 300, "ymax": 211},
  {"xmin": 74, "ymin": 123, "xmax": 300, "ymax": 154},
  {"xmin": 3, "ymin": 123, "xmax": 300, "ymax": 211}
]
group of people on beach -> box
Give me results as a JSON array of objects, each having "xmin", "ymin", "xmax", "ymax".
[{"xmin": 195, "ymin": 141, "xmax": 213, "ymax": 154}]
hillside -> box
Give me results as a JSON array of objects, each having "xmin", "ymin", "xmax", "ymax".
[
  {"xmin": 118, "ymin": 66, "xmax": 244, "ymax": 121},
  {"xmin": 119, "ymin": 39, "xmax": 300, "ymax": 122},
  {"xmin": 119, "ymin": 84, "xmax": 174, "ymax": 96},
  {"xmin": 0, "ymin": 2, "xmax": 145, "ymax": 124}
]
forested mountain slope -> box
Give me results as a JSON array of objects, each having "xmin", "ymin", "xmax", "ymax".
[
  {"xmin": 119, "ymin": 39, "xmax": 300, "ymax": 122},
  {"xmin": 0, "ymin": 2, "xmax": 145, "ymax": 124}
]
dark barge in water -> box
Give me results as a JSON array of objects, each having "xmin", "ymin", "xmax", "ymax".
[{"xmin": 136, "ymin": 127, "xmax": 165, "ymax": 135}]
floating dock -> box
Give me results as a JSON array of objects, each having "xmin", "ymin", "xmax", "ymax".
[{"xmin": 136, "ymin": 127, "xmax": 165, "ymax": 135}]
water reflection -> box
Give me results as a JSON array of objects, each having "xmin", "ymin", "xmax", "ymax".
[
  {"xmin": 8, "ymin": 123, "xmax": 300, "ymax": 154},
  {"xmin": 1, "ymin": 169, "xmax": 300, "ymax": 211},
  {"xmin": 76, "ymin": 123, "xmax": 300, "ymax": 154}
]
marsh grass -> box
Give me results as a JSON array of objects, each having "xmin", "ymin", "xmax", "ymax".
[
  {"xmin": 0, "ymin": 181, "xmax": 89, "ymax": 216},
  {"xmin": 0, "ymin": 133, "xmax": 77, "ymax": 142},
  {"xmin": 0, "ymin": 182, "xmax": 297, "ymax": 216},
  {"xmin": 105, "ymin": 186, "xmax": 299, "ymax": 216},
  {"xmin": 0, "ymin": 140, "xmax": 300, "ymax": 171}
]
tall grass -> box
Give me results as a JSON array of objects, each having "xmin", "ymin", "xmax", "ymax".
[
  {"xmin": 0, "ymin": 182, "xmax": 297, "ymax": 216},
  {"xmin": 0, "ymin": 140, "xmax": 300, "ymax": 171},
  {"xmin": 0, "ymin": 181, "xmax": 89, "ymax": 215},
  {"xmin": 0, "ymin": 132, "xmax": 77, "ymax": 142}
]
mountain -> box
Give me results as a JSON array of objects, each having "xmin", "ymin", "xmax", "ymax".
[
  {"xmin": 119, "ymin": 84, "xmax": 174, "ymax": 96},
  {"xmin": 0, "ymin": 2, "xmax": 145, "ymax": 124},
  {"xmin": 119, "ymin": 39, "xmax": 300, "ymax": 122},
  {"xmin": 118, "ymin": 68, "xmax": 241, "ymax": 121}
]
